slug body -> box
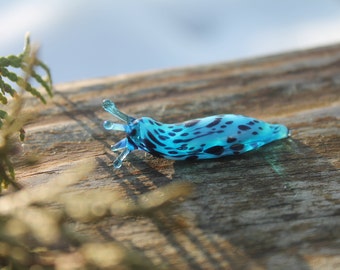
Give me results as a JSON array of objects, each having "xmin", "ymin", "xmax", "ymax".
[{"xmin": 102, "ymin": 99, "xmax": 290, "ymax": 168}]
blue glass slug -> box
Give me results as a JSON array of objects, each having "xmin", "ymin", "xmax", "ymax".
[{"xmin": 102, "ymin": 99, "xmax": 290, "ymax": 168}]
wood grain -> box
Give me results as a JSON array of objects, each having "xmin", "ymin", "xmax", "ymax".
[{"xmin": 15, "ymin": 44, "xmax": 340, "ymax": 269}]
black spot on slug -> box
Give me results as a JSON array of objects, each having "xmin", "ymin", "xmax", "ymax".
[
  {"xmin": 252, "ymin": 131, "xmax": 258, "ymax": 135},
  {"xmin": 143, "ymin": 139, "xmax": 156, "ymax": 150},
  {"xmin": 206, "ymin": 117, "xmax": 222, "ymax": 128},
  {"xmin": 184, "ymin": 119, "xmax": 200, "ymax": 127},
  {"xmin": 168, "ymin": 151, "xmax": 178, "ymax": 155},
  {"xmin": 147, "ymin": 131, "xmax": 166, "ymax": 146},
  {"xmin": 204, "ymin": 146, "xmax": 224, "ymax": 155},
  {"xmin": 238, "ymin": 125, "xmax": 251, "ymax": 131},
  {"xmin": 181, "ymin": 132, "xmax": 189, "ymax": 136},
  {"xmin": 227, "ymin": 137, "xmax": 237, "ymax": 143},
  {"xmin": 173, "ymin": 128, "xmax": 183, "ymax": 132},
  {"xmin": 173, "ymin": 138, "xmax": 193, "ymax": 143},
  {"xmin": 225, "ymin": 121, "xmax": 233, "ymax": 125},
  {"xmin": 158, "ymin": 129, "xmax": 166, "ymax": 133},
  {"xmin": 130, "ymin": 129, "xmax": 137, "ymax": 136},
  {"xmin": 127, "ymin": 137, "xmax": 138, "ymax": 149},
  {"xmin": 230, "ymin": 144, "xmax": 244, "ymax": 151},
  {"xmin": 177, "ymin": 144, "xmax": 188, "ymax": 150}
]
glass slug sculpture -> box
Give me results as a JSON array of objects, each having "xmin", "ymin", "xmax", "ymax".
[{"xmin": 102, "ymin": 99, "xmax": 290, "ymax": 168}]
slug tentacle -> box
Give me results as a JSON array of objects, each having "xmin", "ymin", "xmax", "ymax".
[
  {"xmin": 114, "ymin": 148, "xmax": 131, "ymax": 169},
  {"xmin": 110, "ymin": 138, "xmax": 129, "ymax": 152},
  {"xmin": 103, "ymin": 120, "xmax": 128, "ymax": 132},
  {"xmin": 102, "ymin": 99, "xmax": 290, "ymax": 168},
  {"xmin": 102, "ymin": 99, "xmax": 135, "ymax": 124}
]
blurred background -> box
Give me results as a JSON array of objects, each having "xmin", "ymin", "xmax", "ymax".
[{"xmin": 1, "ymin": 0, "xmax": 340, "ymax": 84}]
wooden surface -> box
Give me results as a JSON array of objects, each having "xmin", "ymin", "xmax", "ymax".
[{"xmin": 16, "ymin": 44, "xmax": 339, "ymax": 269}]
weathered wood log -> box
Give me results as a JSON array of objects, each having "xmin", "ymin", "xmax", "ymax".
[{"xmin": 16, "ymin": 44, "xmax": 339, "ymax": 269}]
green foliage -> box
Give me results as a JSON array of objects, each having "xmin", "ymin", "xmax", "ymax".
[
  {"xmin": 0, "ymin": 33, "xmax": 53, "ymax": 105},
  {"xmin": 0, "ymin": 33, "xmax": 53, "ymax": 192}
]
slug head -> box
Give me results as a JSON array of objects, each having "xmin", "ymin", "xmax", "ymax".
[{"xmin": 102, "ymin": 99, "xmax": 141, "ymax": 168}]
